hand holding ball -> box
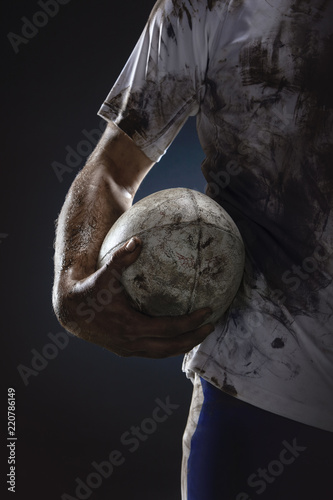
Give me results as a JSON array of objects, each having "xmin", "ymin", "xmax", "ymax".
[{"xmin": 98, "ymin": 188, "xmax": 244, "ymax": 324}]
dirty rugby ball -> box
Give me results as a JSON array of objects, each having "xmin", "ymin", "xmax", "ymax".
[{"xmin": 97, "ymin": 188, "xmax": 245, "ymax": 324}]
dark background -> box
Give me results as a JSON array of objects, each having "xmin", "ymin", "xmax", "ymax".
[{"xmin": 2, "ymin": 1, "xmax": 206, "ymax": 499}]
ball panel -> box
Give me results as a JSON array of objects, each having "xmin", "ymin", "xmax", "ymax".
[
  {"xmin": 190, "ymin": 224, "xmax": 245, "ymax": 315},
  {"xmin": 121, "ymin": 223, "xmax": 201, "ymax": 316}
]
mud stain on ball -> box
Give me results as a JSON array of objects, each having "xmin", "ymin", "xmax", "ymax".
[
  {"xmin": 201, "ymin": 236, "xmax": 214, "ymax": 249},
  {"xmin": 133, "ymin": 274, "xmax": 149, "ymax": 292},
  {"xmin": 272, "ymin": 337, "xmax": 285, "ymax": 349}
]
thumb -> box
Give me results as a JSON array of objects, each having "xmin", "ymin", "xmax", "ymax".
[{"xmin": 107, "ymin": 236, "xmax": 142, "ymax": 273}]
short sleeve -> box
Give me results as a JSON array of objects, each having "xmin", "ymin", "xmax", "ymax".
[{"xmin": 98, "ymin": 0, "xmax": 216, "ymax": 162}]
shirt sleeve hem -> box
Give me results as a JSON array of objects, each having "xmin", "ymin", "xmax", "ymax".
[{"xmin": 97, "ymin": 105, "xmax": 165, "ymax": 163}]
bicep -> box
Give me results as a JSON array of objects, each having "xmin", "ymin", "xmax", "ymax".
[{"xmin": 93, "ymin": 121, "xmax": 155, "ymax": 198}]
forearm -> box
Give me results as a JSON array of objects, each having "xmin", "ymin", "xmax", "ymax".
[
  {"xmin": 52, "ymin": 123, "xmax": 155, "ymax": 322},
  {"xmin": 52, "ymin": 160, "xmax": 132, "ymax": 319},
  {"xmin": 54, "ymin": 160, "xmax": 131, "ymax": 277}
]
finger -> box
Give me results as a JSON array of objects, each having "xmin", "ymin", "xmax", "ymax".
[
  {"xmin": 131, "ymin": 306, "xmax": 213, "ymax": 339},
  {"xmin": 127, "ymin": 322, "xmax": 215, "ymax": 359},
  {"xmin": 75, "ymin": 236, "xmax": 142, "ymax": 292},
  {"xmin": 107, "ymin": 236, "xmax": 142, "ymax": 272}
]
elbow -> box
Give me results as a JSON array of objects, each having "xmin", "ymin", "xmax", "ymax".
[
  {"xmin": 52, "ymin": 286, "xmax": 68, "ymax": 329},
  {"xmin": 52, "ymin": 283, "xmax": 76, "ymax": 334}
]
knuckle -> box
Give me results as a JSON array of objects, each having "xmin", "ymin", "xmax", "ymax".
[{"xmin": 108, "ymin": 250, "xmax": 121, "ymax": 265}]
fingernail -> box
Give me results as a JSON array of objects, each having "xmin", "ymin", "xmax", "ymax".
[{"xmin": 125, "ymin": 238, "xmax": 137, "ymax": 252}]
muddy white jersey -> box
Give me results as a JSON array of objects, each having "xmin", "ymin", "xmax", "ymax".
[{"xmin": 98, "ymin": 0, "xmax": 333, "ymax": 431}]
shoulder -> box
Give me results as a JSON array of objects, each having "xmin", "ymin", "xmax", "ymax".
[
  {"xmin": 147, "ymin": 0, "xmax": 226, "ymax": 22},
  {"xmin": 146, "ymin": 0, "xmax": 228, "ymax": 42}
]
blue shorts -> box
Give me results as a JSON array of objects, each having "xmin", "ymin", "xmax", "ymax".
[{"xmin": 182, "ymin": 377, "xmax": 333, "ymax": 500}]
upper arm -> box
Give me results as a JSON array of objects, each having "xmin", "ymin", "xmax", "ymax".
[{"xmin": 91, "ymin": 121, "xmax": 155, "ymax": 199}]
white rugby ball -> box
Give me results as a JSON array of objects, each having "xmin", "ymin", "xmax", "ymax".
[{"xmin": 97, "ymin": 188, "xmax": 244, "ymax": 324}]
